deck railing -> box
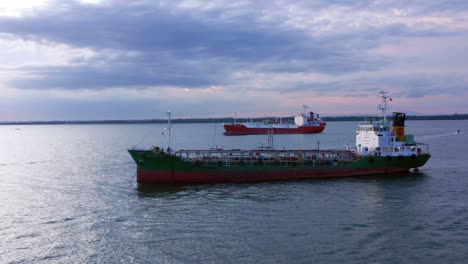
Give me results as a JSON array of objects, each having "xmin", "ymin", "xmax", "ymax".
[{"xmin": 174, "ymin": 149, "xmax": 358, "ymax": 167}]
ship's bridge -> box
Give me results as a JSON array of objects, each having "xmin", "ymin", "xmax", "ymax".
[
  {"xmin": 352, "ymin": 92, "xmax": 430, "ymax": 158},
  {"xmin": 356, "ymin": 123, "xmax": 383, "ymax": 155},
  {"xmin": 355, "ymin": 118, "xmax": 426, "ymax": 157}
]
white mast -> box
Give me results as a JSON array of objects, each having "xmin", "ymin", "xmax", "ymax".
[
  {"xmin": 167, "ymin": 110, "xmax": 172, "ymax": 153},
  {"xmin": 302, "ymin": 105, "xmax": 308, "ymax": 115},
  {"xmin": 378, "ymin": 91, "xmax": 389, "ymax": 124}
]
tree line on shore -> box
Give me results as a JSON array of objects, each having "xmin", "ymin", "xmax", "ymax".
[{"xmin": 1, "ymin": 114, "xmax": 467, "ymax": 125}]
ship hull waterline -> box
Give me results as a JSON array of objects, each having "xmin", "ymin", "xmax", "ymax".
[{"xmin": 129, "ymin": 150, "xmax": 430, "ymax": 184}]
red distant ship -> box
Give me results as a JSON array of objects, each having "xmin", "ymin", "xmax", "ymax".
[{"xmin": 223, "ymin": 107, "xmax": 326, "ymax": 135}]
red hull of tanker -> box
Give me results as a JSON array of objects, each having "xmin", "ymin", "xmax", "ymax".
[
  {"xmin": 224, "ymin": 124, "xmax": 326, "ymax": 135},
  {"xmin": 137, "ymin": 166, "xmax": 413, "ymax": 184}
]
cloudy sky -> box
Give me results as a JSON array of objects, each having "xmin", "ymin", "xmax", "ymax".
[{"xmin": 1, "ymin": 0, "xmax": 467, "ymax": 121}]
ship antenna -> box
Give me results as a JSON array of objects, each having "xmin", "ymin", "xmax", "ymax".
[
  {"xmin": 302, "ymin": 105, "xmax": 308, "ymax": 115},
  {"xmin": 378, "ymin": 91, "xmax": 388, "ymax": 124},
  {"xmin": 167, "ymin": 110, "xmax": 172, "ymax": 153}
]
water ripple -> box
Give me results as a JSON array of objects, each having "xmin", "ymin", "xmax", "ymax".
[{"xmin": 1, "ymin": 122, "xmax": 468, "ymax": 263}]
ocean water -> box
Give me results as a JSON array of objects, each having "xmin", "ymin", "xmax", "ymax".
[{"xmin": 1, "ymin": 120, "xmax": 467, "ymax": 263}]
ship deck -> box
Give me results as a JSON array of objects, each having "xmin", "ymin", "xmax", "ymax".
[{"xmin": 173, "ymin": 149, "xmax": 358, "ymax": 167}]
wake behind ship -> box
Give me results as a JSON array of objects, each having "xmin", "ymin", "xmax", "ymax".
[{"xmin": 129, "ymin": 92, "xmax": 430, "ymax": 184}]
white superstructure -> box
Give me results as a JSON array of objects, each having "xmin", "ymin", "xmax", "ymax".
[
  {"xmin": 355, "ymin": 91, "xmax": 427, "ymax": 157},
  {"xmin": 294, "ymin": 105, "xmax": 323, "ymax": 127}
]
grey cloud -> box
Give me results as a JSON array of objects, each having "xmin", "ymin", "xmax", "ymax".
[
  {"xmin": 278, "ymin": 74, "xmax": 468, "ymax": 98},
  {"xmin": 0, "ymin": 0, "xmax": 466, "ymax": 91},
  {"xmin": 9, "ymin": 56, "xmax": 227, "ymax": 89},
  {"xmin": 0, "ymin": 2, "xmax": 308, "ymax": 60}
]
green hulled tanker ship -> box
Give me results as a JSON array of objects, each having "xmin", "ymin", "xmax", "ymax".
[{"xmin": 129, "ymin": 91, "xmax": 430, "ymax": 184}]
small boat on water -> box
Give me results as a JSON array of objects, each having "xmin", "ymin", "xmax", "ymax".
[
  {"xmin": 223, "ymin": 107, "xmax": 326, "ymax": 135},
  {"xmin": 128, "ymin": 91, "xmax": 430, "ymax": 184}
]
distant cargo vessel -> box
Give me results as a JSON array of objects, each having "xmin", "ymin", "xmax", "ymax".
[
  {"xmin": 223, "ymin": 108, "xmax": 326, "ymax": 135},
  {"xmin": 128, "ymin": 91, "xmax": 430, "ymax": 184}
]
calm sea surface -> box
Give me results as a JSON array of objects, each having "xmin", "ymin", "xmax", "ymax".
[{"xmin": 1, "ymin": 121, "xmax": 468, "ymax": 263}]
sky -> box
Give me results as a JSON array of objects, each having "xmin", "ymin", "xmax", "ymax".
[{"xmin": 0, "ymin": 0, "xmax": 467, "ymax": 121}]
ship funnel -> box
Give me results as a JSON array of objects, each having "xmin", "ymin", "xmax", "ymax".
[
  {"xmin": 309, "ymin": 112, "xmax": 314, "ymax": 120},
  {"xmin": 392, "ymin": 112, "xmax": 406, "ymax": 141}
]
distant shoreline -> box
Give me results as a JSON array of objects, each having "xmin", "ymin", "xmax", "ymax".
[{"xmin": 1, "ymin": 114, "xmax": 468, "ymax": 125}]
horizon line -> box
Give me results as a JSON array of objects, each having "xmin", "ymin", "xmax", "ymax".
[{"xmin": 1, "ymin": 113, "xmax": 468, "ymax": 125}]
